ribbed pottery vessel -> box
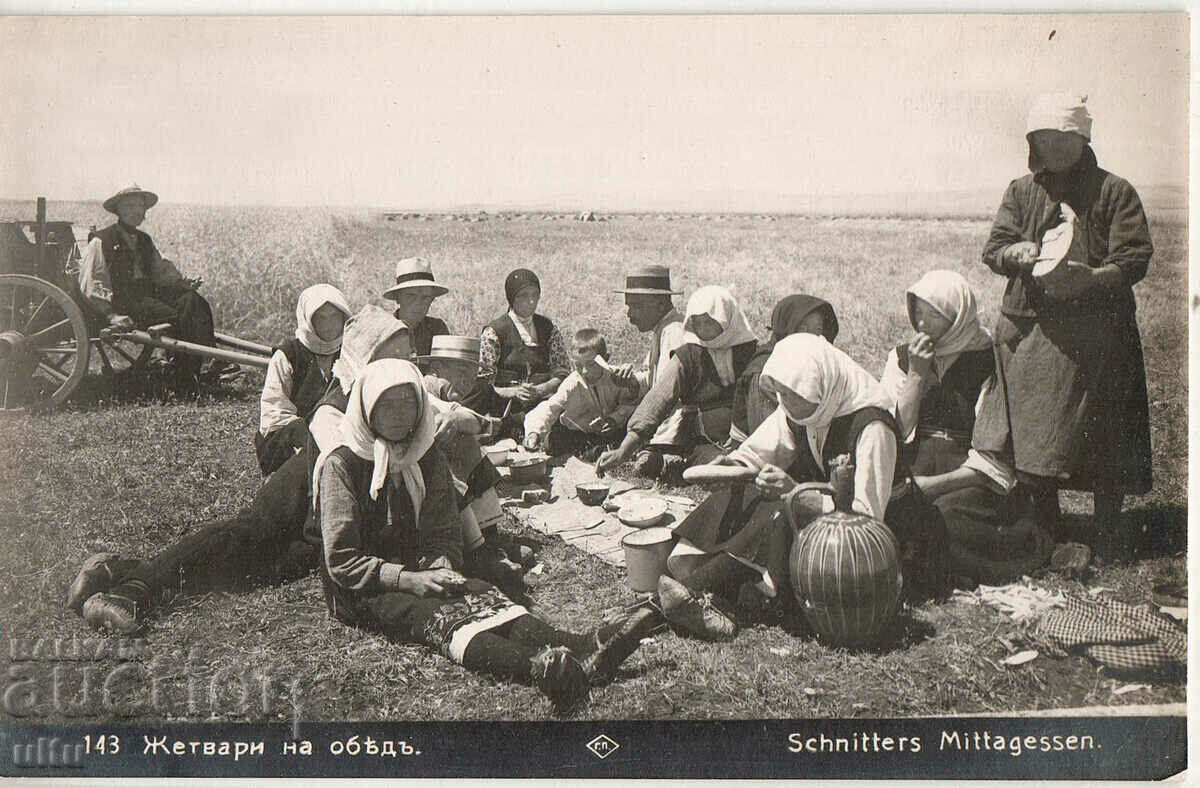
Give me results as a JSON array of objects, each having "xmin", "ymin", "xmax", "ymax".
[{"xmin": 786, "ymin": 456, "xmax": 903, "ymax": 648}]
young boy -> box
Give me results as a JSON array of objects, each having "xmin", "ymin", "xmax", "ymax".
[{"xmin": 524, "ymin": 328, "xmax": 640, "ymax": 458}]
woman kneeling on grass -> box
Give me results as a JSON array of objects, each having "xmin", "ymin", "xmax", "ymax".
[
  {"xmin": 656, "ymin": 334, "xmax": 949, "ymax": 641},
  {"xmin": 597, "ymin": 286, "xmax": 758, "ymax": 480},
  {"xmin": 880, "ymin": 270, "xmax": 1053, "ymax": 585},
  {"xmin": 316, "ymin": 359, "xmax": 654, "ymax": 712}
]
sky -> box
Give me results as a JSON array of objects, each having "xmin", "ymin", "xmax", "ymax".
[{"xmin": 0, "ymin": 14, "xmax": 1189, "ymax": 209}]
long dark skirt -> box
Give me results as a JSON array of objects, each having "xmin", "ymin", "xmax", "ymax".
[
  {"xmin": 973, "ymin": 310, "xmax": 1152, "ymax": 495},
  {"xmin": 912, "ymin": 435, "xmax": 1053, "ymax": 585}
]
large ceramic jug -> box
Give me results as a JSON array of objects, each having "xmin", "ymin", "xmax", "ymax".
[{"xmin": 782, "ymin": 454, "xmax": 903, "ymax": 648}]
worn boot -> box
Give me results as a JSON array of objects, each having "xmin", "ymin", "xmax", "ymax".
[
  {"xmin": 656, "ymin": 575, "xmax": 738, "ymax": 642},
  {"xmin": 580, "ymin": 607, "xmax": 659, "ymax": 685},
  {"xmin": 529, "ymin": 646, "xmax": 590, "ymax": 711},
  {"xmin": 66, "ymin": 553, "xmax": 142, "ymax": 615}
]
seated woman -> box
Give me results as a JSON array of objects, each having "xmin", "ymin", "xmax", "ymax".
[
  {"xmin": 66, "ymin": 306, "xmax": 415, "ymax": 634},
  {"xmin": 657, "ymin": 334, "xmax": 949, "ymax": 641},
  {"xmin": 880, "ymin": 270, "xmax": 1053, "ymax": 585},
  {"xmin": 313, "ymin": 311, "xmax": 525, "ymax": 589},
  {"xmin": 316, "ymin": 359, "xmax": 655, "ymax": 712},
  {"xmin": 730, "ymin": 294, "xmax": 839, "ymax": 444},
  {"xmin": 255, "ymin": 284, "xmax": 352, "ymax": 475},
  {"xmin": 463, "ymin": 268, "xmax": 571, "ymax": 436},
  {"xmin": 597, "ymin": 286, "xmax": 758, "ymax": 480}
]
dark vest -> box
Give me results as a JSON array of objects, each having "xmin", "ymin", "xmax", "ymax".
[
  {"xmin": 276, "ymin": 338, "xmax": 338, "ymax": 421},
  {"xmin": 784, "ymin": 406, "xmax": 908, "ymax": 488},
  {"xmin": 488, "ymin": 313, "xmax": 556, "ymax": 385},
  {"xmin": 397, "ymin": 314, "xmax": 450, "ymax": 358},
  {"xmin": 896, "ymin": 346, "xmax": 994, "ymax": 444},
  {"xmin": 93, "ymin": 223, "xmax": 159, "ymax": 304},
  {"xmin": 673, "ymin": 340, "xmax": 758, "ymax": 410},
  {"xmin": 315, "ymin": 378, "xmax": 351, "ymax": 416}
]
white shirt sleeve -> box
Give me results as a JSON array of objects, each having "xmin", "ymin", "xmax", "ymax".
[
  {"xmin": 728, "ymin": 406, "xmax": 800, "ymax": 471},
  {"xmin": 259, "ymin": 350, "xmax": 301, "ymax": 436},
  {"xmin": 852, "ymin": 421, "xmax": 898, "ymax": 521},
  {"xmin": 879, "ymin": 348, "xmax": 923, "ymax": 444},
  {"xmin": 309, "ymin": 404, "xmax": 343, "ymax": 453}
]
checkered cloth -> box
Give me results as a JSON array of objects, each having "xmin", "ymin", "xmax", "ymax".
[{"xmin": 1037, "ymin": 594, "xmax": 1186, "ymax": 675}]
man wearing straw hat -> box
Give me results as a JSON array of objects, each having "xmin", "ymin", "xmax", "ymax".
[
  {"xmin": 608, "ymin": 265, "xmax": 689, "ymax": 477},
  {"xmin": 78, "ymin": 184, "xmax": 230, "ymax": 383},
  {"xmin": 419, "ymin": 334, "xmax": 528, "ymax": 588},
  {"xmin": 383, "ymin": 257, "xmax": 450, "ymax": 361}
]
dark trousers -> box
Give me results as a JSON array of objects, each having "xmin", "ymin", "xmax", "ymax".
[
  {"xmin": 544, "ymin": 422, "xmax": 624, "ymax": 458},
  {"xmin": 254, "ymin": 420, "xmax": 311, "ymax": 476},
  {"xmin": 121, "ymin": 445, "xmax": 316, "ymax": 608},
  {"xmin": 116, "ymin": 286, "xmax": 216, "ymax": 377}
]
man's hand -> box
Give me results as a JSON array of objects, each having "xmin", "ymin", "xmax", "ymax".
[
  {"xmin": 107, "ymin": 313, "xmax": 135, "ymax": 330},
  {"xmin": 524, "ymin": 433, "xmax": 542, "ymax": 451},
  {"xmin": 755, "ymin": 464, "xmax": 799, "ymax": 500},
  {"xmin": 1000, "ymin": 241, "xmax": 1039, "ymax": 273},
  {"xmin": 513, "ymin": 383, "xmax": 541, "ymax": 403},
  {"xmin": 596, "ymin": 445, "xmax": 629, "ymax": 473},
  {"xmin": 907, "ymin": 332, "xmax": 936, "ymax": 379},
  {"xmin": 609, "ymin": 364, "xmax": 641, "ymax": 390}
]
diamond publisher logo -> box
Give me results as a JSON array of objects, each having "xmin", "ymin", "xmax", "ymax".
[{"xmin": 586, "ymin": 734, "xmax": 619, "ymax": 759}]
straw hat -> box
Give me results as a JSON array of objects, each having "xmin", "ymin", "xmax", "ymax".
[
  {"xmin": 103, "ymin": 185, "xmax": 159, "ymax": 214},
  {"xmin": 613, "ymin": 265, "xmax": 682, "ymax": 295},
  {"xmin": 417, "ymin": 335, "xmax": 480, "ymax": 366},
  {"xmin": 383, "ymin": 257, "xmax": 449, "ymax": 299}
]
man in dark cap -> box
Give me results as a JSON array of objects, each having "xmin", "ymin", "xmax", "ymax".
[{"xmin": 78, "ymin": 184, "xmax": 230, "ymax": 384}]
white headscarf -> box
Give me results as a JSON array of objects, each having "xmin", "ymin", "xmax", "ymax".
[
  {"xmin": 905, "ymin": 270, "xmax": 993, "ymax": 377},
  {"xmin": 332, "ymin": 305, "xmax": 410, "ymax": 394},
  {"xmin": 294, "ymin": 284, "xmax": 351, "ymax": 356},
  {"xmin": 1026, "ymin": 92, "xmax": 1092, "ymax": 140},
  {"xmin": 760, "ymin": 334, "xmax": 893, "ymax": 461},
  {"xmin": 313, "ymin": 359, "xmax": 438, "ymax": 515},
  {"xmin": 682, "ymin": 286, "xmax": 758, "ymax": 385}
]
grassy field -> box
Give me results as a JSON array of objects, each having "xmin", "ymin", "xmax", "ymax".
[{"xmin": 0, "ymin": 201, "xmax": 1187, "ymax": 721}]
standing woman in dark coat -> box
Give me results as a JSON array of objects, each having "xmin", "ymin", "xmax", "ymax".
[
  {"xmin": 973, "ymin": 93, "xmax": 1153, "ymax": 554},
  {"xmin": 730, "ymin": 294, "xmax": 839, "ymax": 444}
]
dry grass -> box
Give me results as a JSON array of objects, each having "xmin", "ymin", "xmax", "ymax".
[{"xmin": 0, "ymin": 202, "xmax": 1186, "ymax": 721}]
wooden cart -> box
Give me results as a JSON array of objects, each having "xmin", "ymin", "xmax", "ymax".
[{"xmin": 0, "ymin": 198, "xmax": 273, "ymax": 410}]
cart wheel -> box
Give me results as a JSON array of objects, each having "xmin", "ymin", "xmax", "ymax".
[{"xmin": 0, "ymin": 274, "xmax": 89, "ymax": 410}]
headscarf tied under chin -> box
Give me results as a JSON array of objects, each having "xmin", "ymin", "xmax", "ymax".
[
  {"xmin": 905, "ymin": 270, "xmax": 993, "ymax": 377},
  {"xmin": 294, "ymin": 284, "xmax": 351, "ymax": 356},
  {"xmin": 760, "ymin": 334, "xmax": 893, "ymax": 431},
  {"xmin": 504, "ymin": 268, "xmax": 540, "ymax": 306},
  {"xmin": 332, "ymin": 305, "xmax": 410, "ymax": 394},
  {"xmin": 682, "ymin": 286, "xmax": 758, "ymax": 385},
  {"xmin": 313, "ymin": 359, "xmax": 437, "ymax": 515}
]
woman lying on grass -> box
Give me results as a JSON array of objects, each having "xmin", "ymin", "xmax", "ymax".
[
  {"xmin": 255, "ymin": 284, "xmax": 352, "ymax": 476},
  {"xmin": 67, "ymin": 307, "xmax": 417, "ymax": 634},
  {"xmin": 656, "ymin": 334, "xmax": 949, "ymax": 641},
  {"xmin": 597, "ymin": 286, "xmax": 758, "ymax": 481},
  {"xmin": 880, "ymin": 270, "xmax": 1053, "ymax": 585},
  {"xmin": 316, "ymin": 358, "xmax": 655, "ymax": 712}
]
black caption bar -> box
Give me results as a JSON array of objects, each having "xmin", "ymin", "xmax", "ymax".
[{"xmin": 0, "ymin": 717, "xmax": 1185, "ymax": 779}]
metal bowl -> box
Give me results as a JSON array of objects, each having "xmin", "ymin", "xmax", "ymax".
[
  {"xmin": 576, "ymin": 481, "xmax": 612, "ymax": 506},
  {"xmin": 617, "ymin": 497, "xmax": 668, "ymax": 528},
  {"xmin": 508, "ymin": 455, "xmax": 548, "ymax": 485}
]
